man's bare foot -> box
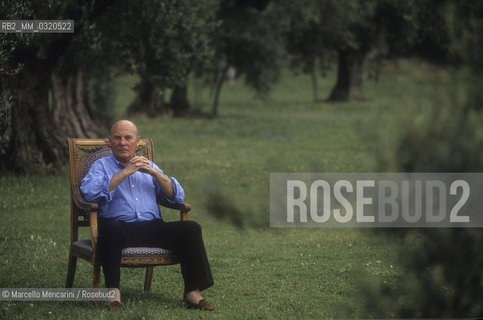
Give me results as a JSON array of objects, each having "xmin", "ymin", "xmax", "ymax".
[
  {"xmin": 185, "ymin": 289, "xmax": 202, "ymax": 304},
  {"xmin": 106, "ymin": 288, "xmax": 122, "ymax": 311},
  {"xmin": 184, "ymin": 289, "xmax": 214, "ymax": 311}
]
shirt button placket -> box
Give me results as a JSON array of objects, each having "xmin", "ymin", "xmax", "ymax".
[{"xmin": 130, "ymin": 175, "xmax": 140, "ymax": 220}]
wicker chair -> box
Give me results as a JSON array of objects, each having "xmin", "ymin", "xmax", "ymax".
[{"xmin": 65, "ymin": 138, "xmax": 191, "ymax": 291}]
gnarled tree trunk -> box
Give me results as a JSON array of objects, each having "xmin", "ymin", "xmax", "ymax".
[
  {"xmin": 51, "ymin": 69, "xmax": 105, "ymax": 139},
  {"xmin": 4, "ymin": 66, "xmax": 63, "ymax": 171},
  {"xmin": 327, "ymin": 49, "xmax": 366, "ymax": 102},
  {"xmin": 212, "ymin": 63, "xmax": 229, "ymax": 118},
  {"xmin": 1, "ymin": 67, "xmax": 104, "ymax": 173},
  {"xmin": 126, "ymin": 78, "xmax": 157, "ymax": 115},
  {"xmin": 311, "ymin": 61, "xmax": 320, "ymax": 103},
  {"xmin": 170, "ymin": 84, "xmax": 190, "ymax": 117}
]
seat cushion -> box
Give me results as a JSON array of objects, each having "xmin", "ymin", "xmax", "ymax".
[
  {"xmin": 71, "ymin": 239, "xmax": 176, "ymax": 258},
  {"xmin": 122, "ymin": 246, "xmax": 174, "ymax": 257},
  {"xmin": 71, "ymin": 239, "xmax": 93, "ymax": 256}
]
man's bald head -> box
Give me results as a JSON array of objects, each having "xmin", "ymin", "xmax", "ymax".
[{"xmin": 110, "ymin": 120, "xmax": 138, "ymax": 137}]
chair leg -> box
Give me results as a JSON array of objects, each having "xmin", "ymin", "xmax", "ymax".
[
  {"xmin": 93, "ymin": 265, "xmax": 101, "ymax": 288},
  {"xmin": 65, "ymin": 254, "xmax": 77, "ymax": 288},
  {"xmin": 144, "ymin": 266, "xmax": 154, "ymax": 292}
]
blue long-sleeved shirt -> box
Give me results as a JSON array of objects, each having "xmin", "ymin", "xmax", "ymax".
[{"xmin": 80, "ymin": 154, "xmax": 184, "ymax": 222}]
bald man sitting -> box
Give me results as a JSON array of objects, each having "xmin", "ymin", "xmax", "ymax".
[{"xmin": 81, "ymin": 120, "xmax": 214, "ymax": 311}]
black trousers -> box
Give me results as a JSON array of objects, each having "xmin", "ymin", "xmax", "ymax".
[{"xmin": 98, "ymin": 218, "xmax": 214, "ymax": 292}]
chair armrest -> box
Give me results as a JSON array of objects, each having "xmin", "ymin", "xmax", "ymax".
[
  {"xmin": 160, "ymin": 201, "xmax": 191, "ymax": 221},
  {"xmin": 161, "ymin": 201, "xmax": 191, "ymax": 212},
  {"xmin": 89, "ymin": 210, "xmax": 99, "ymax": 265}
]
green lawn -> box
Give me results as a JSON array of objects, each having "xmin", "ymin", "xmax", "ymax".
[{"xmin": 0, "ymin": 60, "xmax": 461, "ymax": 319}]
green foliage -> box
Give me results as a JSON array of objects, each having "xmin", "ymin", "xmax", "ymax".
[
  {"xmin": 0, "ymin": 1, "xmax": 31, "ymax": 75},
  {"xmin": 0, "ymin": 1, "xmax": 106, "ymax": 72},
  {"xmin": 281, "ymin": 0, "xmax": 419, "ymax": 101},
  {"xmin": 363, "ymin": 95, "xmax": 483, "ymax": 317},
  {"xmin": 0, "ymin": 0, "xmax": 219, "ymax": 114},
  {"xmin": 283, "ymin": 0, "xmax": 417, "ymax": 56},
  {"xmin": 374, "ymin": 84, "xmax": 483, "ymax": 172},
  {"xmin": 118, "ymin": 0, "xmax": 219, "ymax": 89},
  {"xmin": 409, "ymin": 0, "xmax": 483, "ymax": 67},
  {"xmin": 358, "ymin": 2, "xmax": 483, "ymax": 315},
  {"xmin": 283, "ymin": 0, "xmax": 335, "ymax": 75},
  {"xmin": 209, "ymin": 0, "xmax": 286, "ymax": 94}
]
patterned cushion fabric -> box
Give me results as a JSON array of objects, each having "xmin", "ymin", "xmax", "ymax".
[
  {"xmin": 122, "ymin": 247, "xmax": 174, "ymax": 257},
  {"xmin": 81, "ymin": 148, "xmax": 113, "ymax": 180},
  {"xmin": 72, "ymin": 240, "xmax": 175, "ymax": 257}
]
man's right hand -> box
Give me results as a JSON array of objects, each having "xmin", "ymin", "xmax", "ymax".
[
  {"xmin": 128, "ymin": 156, "xmax": 153, "ymax": 174},
  {"xmin": 108, "ymin": 168, "xmax": 132, "ymax": 192}
]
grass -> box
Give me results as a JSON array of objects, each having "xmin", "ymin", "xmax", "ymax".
[{"xmin": 0, "ymin": 59, "xmax": 465, "ymax": 319}]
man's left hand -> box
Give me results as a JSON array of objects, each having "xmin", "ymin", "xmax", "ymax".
[{"xmin": 130, "ymin": 156, "xmax": 153, "ymax": 174}]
